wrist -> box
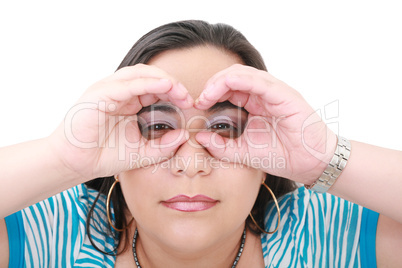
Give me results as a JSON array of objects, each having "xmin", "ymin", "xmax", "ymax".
[
  {"xmin": 305, "ymin": 135, "xmax": 351, "ymax": 193},
  {"xmin": 44, "ymin": 136, "xmax": 87, "ymax": 184}
]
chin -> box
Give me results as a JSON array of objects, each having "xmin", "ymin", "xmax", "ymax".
[{"xmin": 153, "ymin": 220, "xmax": 226, "ymax": 251}]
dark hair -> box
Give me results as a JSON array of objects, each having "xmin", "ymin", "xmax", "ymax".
[{"xmin": 85, "ymin": 20, "xmax": 297, "ymax": 255}]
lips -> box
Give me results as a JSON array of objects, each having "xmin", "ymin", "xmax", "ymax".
[{"xmin": 161, "ymin": 195, "xmax": 218, "ymax": 212}]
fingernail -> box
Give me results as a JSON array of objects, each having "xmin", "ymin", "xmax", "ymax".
[
  {"xmin": 198, "ymin": 92, "xmax": 204, "ymax": 101},
  {"xmin": 186, "ymin": 94, "xmax": 193, "ymax": 105},
  {"xmin": 195, "ymin": 93, "xmax": 205, "ymax": 107},
  {"xmin": 200, "ymin": 90, "xmax": 209, "ymax": 101},
  {"xmin": 171, "ymin": 83, "xmax": 188, "ymax": 101},
  {"xmin": 184, "ymin": 130, "xmax": 190, "ymax": 140}
]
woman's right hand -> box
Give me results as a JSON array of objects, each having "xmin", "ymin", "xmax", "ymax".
[{"xmin": 48, "ymin": 64, "xmax": 192, "ymax": 180}]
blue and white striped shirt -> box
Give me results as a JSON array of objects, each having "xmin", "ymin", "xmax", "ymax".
[{"xmin": 5, "ymin": 185, "xmax": 378, "ymax": 267}]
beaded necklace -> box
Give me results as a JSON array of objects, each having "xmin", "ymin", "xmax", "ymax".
[{"xmin": 132, "ymin": 227, "xmax": 247, "ymax": 268}]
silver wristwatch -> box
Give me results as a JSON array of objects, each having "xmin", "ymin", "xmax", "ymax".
[{"xmin": 305, "ymin": 136, "xmax": 351, "ymax": 193}]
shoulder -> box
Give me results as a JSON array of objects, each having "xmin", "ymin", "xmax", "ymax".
[
  {"xmin": 261, "ymin": 187, "xmax": 368, "ymax": 267},
  {"xmin": 5, "ymin": 184, "xmax": 116, "ymax": 267},
  {"xmin": 264, "ymin": 186, "xmax": 361, "ymax": 224}
]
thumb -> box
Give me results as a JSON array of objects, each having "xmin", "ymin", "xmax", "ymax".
[
  {"xmin": 133, "ymin": 129, "xmax": 189, "ymax": 168},
  {"xmin": 195, "ymin": 131, "xmax": 253, "ymax": 167}
]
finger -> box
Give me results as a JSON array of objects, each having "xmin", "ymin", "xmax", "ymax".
[
  {"xmin": 195, "ymin": 75, "xmax": 262, "ymax": 111},
  {"xmin": 226, "ymin": 74, "xmax": 308, "ymax": 119},
  {"xmin": 158, "ymin": 89, "xmax": 194, "ymax": 109},
  {"xmin": 139, "ymin": 94, "xmax": 159, "ymax": 108},
  {"xmin": 92, "ymin": 78, "xmax": 192, "ymax": 114},
  {"xmin": 195, "ymin": 131, "xmax": 250, "ymax": 165},
  {"xmin": 194, "ymin": 80, "xmax": 228, "ymax": 110},
  {"xmin": 223, "ymin": 91, "xmax": 250, "ymax": 107},
  {"xmin": 133, "ymin": 129, "xmax": 190, "ymax": 168},
  {"xmin": 194, "ymin": 64, "xmax": 253, "ymax": 109},
  {"xmin": 90, "ymin": 78, "xmax": 172, "ymax": 115},
  {"xmin": 196, "ymin": 72, "xmax": 300, "ymax": 116},
  {"xmin": 224, "ymin": 74, "xmax": 298, "ymax": 104},
  {"xmin": 195, "ymin": 131, "xmax": 232, "ymax": 159},
  {"xmin": 112, "ymin": 65, "xmax": 193, "ymax": 105},
  {"xmin": 194, "ymin": 79, "xmax": 253, "ymax": 110},
  {"xmin": 114, "ymin": 97, "xmax": 142, "ymax": 116},
  {"xmin": 195, "ymin": 116, "xmax": 276, "ymax": 171},
  {"xmin": 111, "ymin": 78, "xmax": 174, "ymax": 101},
  {"xmin": 169, "ymin": 93, "xmax": 194, "ymax": 109}
]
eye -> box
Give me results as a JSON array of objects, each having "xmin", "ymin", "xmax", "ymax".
[
  {"xmin": 208, "ymin": 119, "xmax": 240, "ymax": 139},
  {"xmin": 139, "ymin": 122, "xmax": 175, "ymax": 140},
  {"xmin": 210, "ymin": 123, "xmax": 235, "ymax": 130},
  {"xmin": 149, "ymin": 123, "xmax": 173, "ymax": 131}
]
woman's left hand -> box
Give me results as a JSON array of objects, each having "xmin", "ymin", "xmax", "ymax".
[{"xmin": 194, "ymin": 64, "xmax": 337, "ymax": 185}]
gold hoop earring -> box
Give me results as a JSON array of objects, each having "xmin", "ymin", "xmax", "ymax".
[
  {"xmin": 106, "ymin": 177, "xmax": 126, "ymax": 232},
  {"xmin": 249, "ymin": 182, "xmax": 281, "ymax": 234}
]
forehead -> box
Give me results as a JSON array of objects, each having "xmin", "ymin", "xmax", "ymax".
[{"xmin": 147, "ymin": 46, "xmax": 243, "ymax": 99}]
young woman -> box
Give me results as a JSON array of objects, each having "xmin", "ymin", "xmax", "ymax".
[{"xmin": 1, "ymin": 20, "xmax": 401, "ymax": 267}]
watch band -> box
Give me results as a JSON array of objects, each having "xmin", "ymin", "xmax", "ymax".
[{"xmin": 305, "ymin": 136, "xmax": 351, "ymax": 193}]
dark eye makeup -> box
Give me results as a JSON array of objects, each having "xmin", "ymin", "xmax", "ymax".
[
  {"xmin": 137, "ymin": 101, "xmax": 248, "ymax": 140},
  {"xmin": 206, "ymin": 115, "xmax": 242, "ymax": 139},
  {"xmin": 138, "ymin": 120, "xmax": 175, "ymax": 140}
]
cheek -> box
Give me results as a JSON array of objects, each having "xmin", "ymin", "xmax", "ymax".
[
  {"xmin": 220, "ymin": 169, "xmax": 264, "ymax": 219},
  {"xmin": 119, "ymin": 169, "xmax": 160, "ymax": 216}
]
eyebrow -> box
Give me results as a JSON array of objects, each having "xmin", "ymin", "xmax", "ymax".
[
  {"xmin": 138, "ymin": 101, "xmax": 246, "ymax": 115},
  {"xmin": 138, "ymin": 103, "xmax": 178, "ymax": 114},
  {"xmin": 207, "ymin": 101, "xmax": 246, "ymax": 113}
]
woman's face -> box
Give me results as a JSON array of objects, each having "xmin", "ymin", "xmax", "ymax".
[{"xmin": 119, "ymin": 46, "xmax": 264, "ymax": 252}]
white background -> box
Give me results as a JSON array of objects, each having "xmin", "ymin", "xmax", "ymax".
[{"xmin": 0, "ymin": 0, "xmax": 401, "ymax": 149}]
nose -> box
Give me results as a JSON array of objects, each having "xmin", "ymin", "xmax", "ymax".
[{"xmin": 170, "ymin": 135, "xmax": 213, "ymax": 177}]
